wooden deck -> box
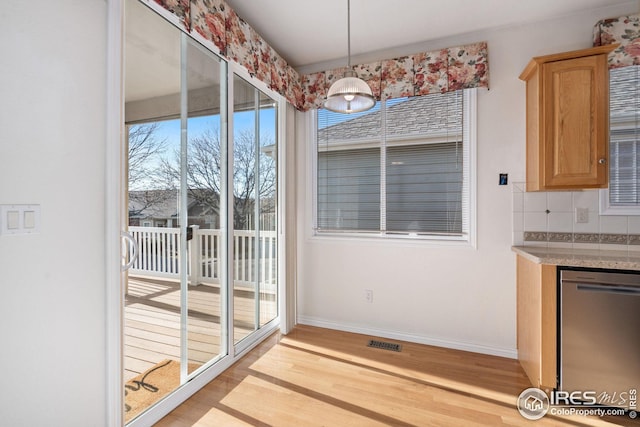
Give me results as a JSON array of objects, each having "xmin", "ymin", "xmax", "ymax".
[{"xmin": 124, "ymin": 275, "xmax": 277, "ymax": 381}]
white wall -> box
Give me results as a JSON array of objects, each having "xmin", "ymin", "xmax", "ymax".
[
  {"xmin": 0, "ymin": 2, "xmax": 108, "ymax": 426},
  {"xmin": 295, "ymin": 2, "xmax": 639, "ymax": 357}
]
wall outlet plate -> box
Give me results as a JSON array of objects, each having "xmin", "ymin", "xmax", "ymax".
[
  {"xmin": 575, "ymin": 207, "xmax": 589, "ymax": 224},
  {"xmin": 365, "ymin": 289, "xmax": 373, "ymax": 303}
]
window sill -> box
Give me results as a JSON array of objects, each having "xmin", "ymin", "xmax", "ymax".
[
  {"xmin": 599, "ymin": 189, "xmax": 640, "ymax": 216},
  {"xmin": 311, "ymin": 230, "xmax": 475, "ymax": 248}
]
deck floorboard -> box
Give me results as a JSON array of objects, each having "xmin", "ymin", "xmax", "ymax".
[{"xmin": 124, "ymin": 276, "xmax": 276, "ymax": 382}]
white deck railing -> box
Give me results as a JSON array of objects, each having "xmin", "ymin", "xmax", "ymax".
[{"xmin": 128, "ymin": 226, "xmax": 276, "ymax": 289}]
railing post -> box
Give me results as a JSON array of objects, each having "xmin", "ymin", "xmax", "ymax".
[{"xmin": 188, "ymin": 225, "xmax": 200, "ymax": 286}]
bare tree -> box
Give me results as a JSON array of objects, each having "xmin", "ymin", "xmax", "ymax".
[
  {"xmin": 160, "ymin": 126, "xmax": 276, "ymax": 230},
  {"xmin": 128, "ymin": 123, "xmax": 167, "ymax": 190},
  {"xmin": 127, "ymin": 123, "xmax": 172, "ymax": 219},
  {"xmin": 233, "ymin": 128, "xmax": 276, "ymax": 230}
]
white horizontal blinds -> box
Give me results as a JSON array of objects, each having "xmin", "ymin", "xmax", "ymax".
[
  {"xmin": 386, "ymin": 143, "xmax": 462, "ymax": 233},
  {"xmin": 385, "ymin": 93, "xmax": 464, "ymax": 235},
  {"xmin": 317, "ymin": 149, "xmax": 381, "ymax": 231},
  {"xmin": 317, "ymin": 103, "xmax": 382, "ymax": 232},
  {"xmin": 609, "ymin": 65, "xmax": 640, "ymax": 205}
]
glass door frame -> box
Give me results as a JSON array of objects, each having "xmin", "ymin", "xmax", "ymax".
[
  {"xmin": 179, "ymin": 32, "xmax": 230, "ymax": 383},
  {"xmin": 229, "ymin": 72, "xmax": 281, "ymax": 355},
  {"xmin": 107, "ymin": 2, "xmax": 289, "ymax": 425}
]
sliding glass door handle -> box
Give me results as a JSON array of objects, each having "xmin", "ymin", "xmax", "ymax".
[{"xmin": 121, "ymin": 231, "xmax": 138, "ymax": 272}]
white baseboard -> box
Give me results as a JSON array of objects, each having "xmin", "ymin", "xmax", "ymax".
[{"xmin": 297, "ymin": 316, "xmax": 518, "ymax": 360}]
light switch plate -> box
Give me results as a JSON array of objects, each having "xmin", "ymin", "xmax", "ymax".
[{"xmin": 1, "ymin": 205, "xmax": 41, "ymax": 235}]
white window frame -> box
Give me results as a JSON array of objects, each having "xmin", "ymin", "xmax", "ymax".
[
  {"xmin": 599, "ymin": 65, "xmax": 640, "ymax": 215},
  {"xmin": 599, "ymin": 120, "xmax": 640, "ymax": 214},
  {"xmin": 310, "ymin": 89, "xmax": 477, "ymax": 246}
]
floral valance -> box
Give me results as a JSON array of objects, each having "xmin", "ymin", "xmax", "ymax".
[
  {"xmin": 593, "ymin": 14, "xmax": 640, "ymax": 68},
  {"xmin": 152, "ymin": 0, "xmax": 489, "ymax": 111},
  {"xmin": 301, "ymin": 42, "xmax": 489, "ymax": 111},
  {"xmin": 154, "ymin": 0, "xmax": 303, "ymax": 107}
]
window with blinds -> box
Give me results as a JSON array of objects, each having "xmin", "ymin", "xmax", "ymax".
[
  {"xmin": 316, "ymin": 90, "xmax": 474, "ymax": 239},
  {"xmin": 608, "ymin": 65, "xmax": 640, "ymax": 208}
]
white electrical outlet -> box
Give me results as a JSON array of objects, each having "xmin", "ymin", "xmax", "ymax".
[
  {"xmin": 575, "ymin": 207, "xmax": 589, "ymax": 224},
  {"xmin": 365, "ymin": 289, "xmax": 373, "ymax": 303}
]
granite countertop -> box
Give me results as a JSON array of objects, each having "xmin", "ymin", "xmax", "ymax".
[{"xmin": 512, "ymin": 246, "xmax": 640, "ymax": 271}]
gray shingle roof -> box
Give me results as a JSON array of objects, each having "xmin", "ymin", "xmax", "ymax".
[{"xmin": 318, "ymin": 93, "xmax": 463, "ymax": 142}]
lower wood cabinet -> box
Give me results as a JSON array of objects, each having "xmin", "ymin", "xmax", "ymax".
[{"xmin": 516, "ymin": 255, "xmax": 557, "ymax": 390}]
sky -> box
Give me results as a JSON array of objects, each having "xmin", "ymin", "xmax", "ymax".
[
  {"xmin": 129, "ymin": 107, "xmax": 277, "ymax": 192},
  {"xmin": 153, "ymin": 108, "xmax": 276, "ymax": 151}
]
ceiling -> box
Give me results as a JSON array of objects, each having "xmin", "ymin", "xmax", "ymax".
[
  {"xmin": 125, "ymin": 0, "xmax": 637, "ymax": 104},
  {"xmin": 225, "ymin": 0, "xmax": 636, "ymax": 70}
]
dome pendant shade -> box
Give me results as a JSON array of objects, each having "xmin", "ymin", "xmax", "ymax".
[
  {"xmin": 324, "ymin": 70, "xmax": 375, "ymax": 114},
  {"xmin": 323, "ymin": 0, "xmax": 375, "ymax": 114}
]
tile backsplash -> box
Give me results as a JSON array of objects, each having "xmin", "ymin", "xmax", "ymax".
[{"xmin": 512, "ymin": 182, "xmax": 640, "ymax": 250}]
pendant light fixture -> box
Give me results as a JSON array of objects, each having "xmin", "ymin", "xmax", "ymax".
[{"xmin": 324, "ymin": 0, "xmax": 375, "ymax": 114}]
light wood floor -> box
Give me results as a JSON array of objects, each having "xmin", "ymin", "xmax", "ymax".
[{"xmin": 156, "ymin": 325, "xmax": 637, "ymax": 427}]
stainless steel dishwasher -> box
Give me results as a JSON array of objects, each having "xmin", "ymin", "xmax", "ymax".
[{"xmin": 560, "ymin": 269, "xmax": 640, "ymax": 407}]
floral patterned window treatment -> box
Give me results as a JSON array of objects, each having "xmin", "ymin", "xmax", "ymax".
[
  {"xmin": 302, "ymin": 42, "xmax": 488, "ymax": 110},
  {"xmin": 593, "ymin": 14, "xmax": 640, "ymax": 68},
  {"xmin": 153, "ymin": 0, "xmax": 489, "ymax": 111}
]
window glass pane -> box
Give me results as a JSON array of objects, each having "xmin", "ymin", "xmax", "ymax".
[
  {"xmin": 316, "ymin": 90, "xmax": 467, "ymax": 237},
  {"xmin": 385, "ymin": 93, "xmax": 462, "ymax": 138},
  {"xmin": 317, "ymin": 99, "xmax": 382, "ymax": 232},
  {"xmin": 258, "ymin": 91, "xmax": 278, "ymax": 328},
  {"xmin": 386, "ymin": 143, "xmax": 462, "ymax": 234},
  {"xmin": 184, "ymin": 38, "xmax": 226, "ymax": 374},
  {"xmin": 318, "ymin": 148, "xmax": 381, "ymax": 231},
  {"xmin": 232, "ymin": 75, "xmax": 279, "ymax": 344},
  {"xmin": 232, "ymin": 75, "xmax": 258, "ymax": 344},
  {"xmin": 318, "ymin": 104, "xmax": 382, "ymax": 143},
  {"xmin": 385, "ymin": 93, "xmax": 463, "ymax": 234},
  {"xmin": 609, "ymin": 65, "xmax": 640, "ymax": 206}
]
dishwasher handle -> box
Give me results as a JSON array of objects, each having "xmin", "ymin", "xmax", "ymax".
[{"xmin": 576, "ymin": 283, "xmax": 640, "ymax": 296}]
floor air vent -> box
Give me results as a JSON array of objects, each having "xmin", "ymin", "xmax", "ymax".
[{"xmin": 367, "ymin": 339, "xmax": 402, "ymax": 352}]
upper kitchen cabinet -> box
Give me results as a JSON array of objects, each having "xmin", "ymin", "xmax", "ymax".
[{"xmin": 520, "ymin": 45, "xmax": 617, "ymax": 191}]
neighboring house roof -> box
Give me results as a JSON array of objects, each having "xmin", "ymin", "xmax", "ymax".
[
  {"xmin": 318, "ymin": 93, "xmax": 463, "ymax": 143},
  {"xmin": 129, "ymin": 189, "xmax": 179, "ymax": 219},
  {"xmin": 129, "ymin": 189, "xmax": 219, "ymax": 219}
]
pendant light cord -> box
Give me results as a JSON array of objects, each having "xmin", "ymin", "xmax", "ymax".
[{"xmin": 347, "ymin": 0, "xmax": 351, "ymax": 69}]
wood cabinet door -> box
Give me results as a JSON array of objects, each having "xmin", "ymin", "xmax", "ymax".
[{"xmin": 542, "ymin": 55, "xmax": 609, "ymax": 189}]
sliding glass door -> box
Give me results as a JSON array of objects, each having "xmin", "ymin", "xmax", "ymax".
[
  {"xmin": 123, "ymin": 1, "xmax": 227, "ymax": 422},
  {"xmin": 232, "ymin": 75, "xmax": 279, "ymax": 347},
  {"xmin": 182, "ymin": 34, "xmax": 228, "ymax": 376},
  {"xmin": 122, "ymin": 1, "xmax": 280, "ymax": 424}
]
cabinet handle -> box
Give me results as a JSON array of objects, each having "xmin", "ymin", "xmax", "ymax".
[{"xmin": 598, "ymin": 158, "xmax": 607, "ymax": 165}]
